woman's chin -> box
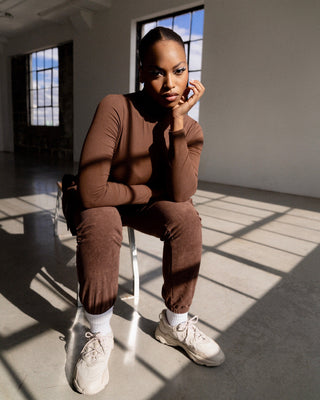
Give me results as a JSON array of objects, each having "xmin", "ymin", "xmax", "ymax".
[
  {"xmin": 161, "ymin": 98, "xmax": 180, "ymax": 109},
  {"xmin": 144, "ymin": 91, "xmax": 180, "ymax": 109}
]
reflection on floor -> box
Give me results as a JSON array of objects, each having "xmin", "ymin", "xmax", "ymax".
[{"xmin": 0, "ymin": 151, "xmax": 319, "ymax": 400}]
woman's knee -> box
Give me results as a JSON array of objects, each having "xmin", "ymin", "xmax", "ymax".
[
  {"xmin": 170, "ymin": 200, "xmax": 200, "ymax": 223},
  {"xmin": 159, "ymin": 201, "xmax": 202, "ymax": 240},
  {"xmin": 77, "ymin": 207, "xmax": 123, "ymax": 245}
]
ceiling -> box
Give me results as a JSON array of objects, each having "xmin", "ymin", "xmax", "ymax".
[{"xmin": 0, "ymin": 0, "xmax": 112, "ymax": 41}]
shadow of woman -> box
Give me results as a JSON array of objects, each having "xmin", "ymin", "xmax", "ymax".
[{"xmin": 0, "ymin": 210, "xmax": 78, "ymax": 350}]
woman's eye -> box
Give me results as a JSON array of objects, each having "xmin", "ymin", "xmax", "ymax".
[
  {"xmin": 175, "ymin": 67, "xmax": 186, "ymax": 75},
  {"xmin": 150, "ymin": 70, "xmax": 163, "ymax": 77}
]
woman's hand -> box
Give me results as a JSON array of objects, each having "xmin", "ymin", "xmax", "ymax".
[{"xmin": 170, "ymin": 80, "xmax": 205, "ymax": 131}]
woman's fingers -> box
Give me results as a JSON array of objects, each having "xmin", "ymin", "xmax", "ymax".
[
  {"xmin": 173, "ymin": 80, "xmax": 205, "ymax": 117},
  {"xmin": 188, "ymin": 80, "xmax": 205, "ymax": 101},
  {"xmin": 182, "ymin": 80, "xmax": 204, "ymax": 109},
  {"xmin": 181, "ymin": 87, "xmax": 191, "ymax": 103}
]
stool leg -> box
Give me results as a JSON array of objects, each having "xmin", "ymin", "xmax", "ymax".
[
  {"xmin": 127, "ymin": 227, "xmax": 139, "ymax": 304},
  {"xmin": 77, "ymin": 283, "xmax": 82, "ymax": 307},
  {"xmin": 54, "ymin": 183, "xmax": 62, "ymax": 236}
]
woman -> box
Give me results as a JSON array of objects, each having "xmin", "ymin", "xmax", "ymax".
[{"xmin": 72, "ymin": 27, "xmax": 225, "ymax": 395}]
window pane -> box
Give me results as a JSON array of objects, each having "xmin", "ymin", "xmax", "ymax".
[
  {"xmin": 30, "ymin": 90, "xmax": 37, "ymax": 108},
  {"xmin": 53, "ymin": 107, "xmax": 59, "ymax": 126},
  {"xmin": 174, "ymin": 13, "xmax": 191, "ymax": 41},
  {"xmin": 37, "ymin": 51, "xmax": 44, "ymax": 70},
  {"xmin": 52, "ymin": 48, "xmax": 58, "ymax": 67},
  {"xmin": 30, "ymin": 53, "xmax": 37, "ymax": 71},
  {"xmin": 38, "ymin": 108, "xmax": 45, "ymax": 125},
  {"xmin": 191, "ymin": 9, "xmax": 204, "ymax": 40},
  {"xmin": 45, "ymin": 108, "xmax": 53, "ymax": 126},
  {"xmin": 31, "ymin": 109, "xmax": 37, "ymax": 125},
  {"xmin": 188, "ymin": 101, "xmax": 199, "ymax": 122},
  {"xmin": 157, "ymin": 17, "xmax": 173, "ymax": 29},
  {"xmin": 38, "ymin": 89, "xmax": 45, "ymax": 107},
  {"xmin": 188, "ymin": 69, "xmax": 202, "ymax": 122},
  {"xmin": 189, "ymin": 40, "xmax": 203, "ymax": 70},
  {"xmin": 184, "ymin": 43, "xmax": 189, "ymax": 63},
  {"xmin": 45, "ymin": 88, "xmax": 51, "ymax": 106},
  {"xmin": 53, "ymin": 87, "xmax": 59, "ymax": 106},
  {"xmin": 44, "ymin": 48, "xmax": 52, "ymax": 69},
  {"xmin": 142, "ymin": 22, "xmax": 156, "ymax": 36},
  {"xmin": 30, "ymin": 71, "xmax": 37, "ymax": 89},
  {"xmin": 53, "ymin": 68, "xmax": 59, "ymax": 86},
  {"xmin": 37, "ymin": 71, "xmax": 44, "ymax": 89},
  {"xmin": 45, "ymin": 69, "xmax": 52, "ymax": 88},
  {"xmin": 189, "ymin": 71, "xmax": 202, "ymax": 82}
]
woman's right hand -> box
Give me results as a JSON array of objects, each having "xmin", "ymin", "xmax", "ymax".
[{"xmin": 170, "ymin": 80, "xmax": 205, "ymax": 131}]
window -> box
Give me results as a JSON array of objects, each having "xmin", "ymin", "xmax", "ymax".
[
  {"xmin": 28, "ymin": 47, "xmax": 59, "ymax": 126},
  {"xmin": 137, "ymin": 6, "xmax": 204, "ymax": 121}
]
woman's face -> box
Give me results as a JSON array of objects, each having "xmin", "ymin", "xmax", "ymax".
[{"xmin": 140, "ymin": 39, "xmax": 189, "ymax": 109}]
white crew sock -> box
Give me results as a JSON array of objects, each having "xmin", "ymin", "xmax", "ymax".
[
  {"xmin": 85, "ymin": 306, "xmax": 113, "ymax": 335},
  {"xmin": 166, "ymin": 309, "xmax": 188, "ymax": 327}
]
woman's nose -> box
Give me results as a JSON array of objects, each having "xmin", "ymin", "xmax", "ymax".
[{"xmin": 164, "ymin": 74, "xmax": 175, "ymax": 89}]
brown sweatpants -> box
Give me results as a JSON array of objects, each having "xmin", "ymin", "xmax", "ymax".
[{"xmin": 76, "ymin": 199, "xmax": 202, "ymax": 315}]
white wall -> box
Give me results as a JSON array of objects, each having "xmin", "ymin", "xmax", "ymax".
[
  {"xmin": 3, "ymin": 0, "xmax": 320, "ymax": 198},
  {"xmin": 199, "ymin": 0, "xmax": 320, "ymax": 198}
]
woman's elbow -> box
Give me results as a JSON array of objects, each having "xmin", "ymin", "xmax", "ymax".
[
  {"xmin": 80, "ymin": 196, "xmax": 94, "ymax": 209},
  {"xmin": 79, "ymin": 188, "xmax": 97, "ymax": 209},
  {"xmin": 171, "ymin": 185, "xmax": 197, "ymax": 202},
  {"xmin": 172, "ymin": 194, "xmax": 189, "ymax": 202}
]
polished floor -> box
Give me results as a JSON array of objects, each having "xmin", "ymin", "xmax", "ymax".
[{"xmin": 0, "ymin": 151, "xmax": 319, "ymax": 400}]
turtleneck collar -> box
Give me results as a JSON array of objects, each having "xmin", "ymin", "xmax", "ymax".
[{"xmin": 129, "ymin": 90, "xmax": 170, "ymax": 122}]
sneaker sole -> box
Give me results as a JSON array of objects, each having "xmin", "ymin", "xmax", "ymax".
[{"xmin": 155, "ymin": 326, "xmax": 225, "ymax": 367}]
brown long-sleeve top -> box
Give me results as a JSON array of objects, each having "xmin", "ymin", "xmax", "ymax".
[{"xmin": 78, "ymin": 90, "xmax": 204, "ymax": 208}]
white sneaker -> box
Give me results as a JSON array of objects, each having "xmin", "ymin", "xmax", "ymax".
[
  {"xmin": 155, "ymin": 310, "xmax": 225, "ymax": 366},
  {"xmin": 73, "ymin": 331, "xmax": 114, "ymax": 395}
]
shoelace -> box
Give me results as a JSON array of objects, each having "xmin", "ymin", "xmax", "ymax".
[
  {"xmin": 81, "ymin": 332, "xmax": 106, "ymax": 362},
  {"xmin": 177, "ymin": 316, "xmax": 208, "ymax": 344}
]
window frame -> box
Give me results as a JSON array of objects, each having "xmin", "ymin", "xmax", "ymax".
[
  {"xmin": 27, "ymin": 46, "xmax": 60, "ymax": 127},
  {"xmin": 136, "ymin": 5, "xmax": 205, "ymax": 92}
]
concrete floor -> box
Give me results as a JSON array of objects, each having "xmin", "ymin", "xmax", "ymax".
[{"xmin": 0, "ymin": 151, "xmax": 319, "ymax": 400}]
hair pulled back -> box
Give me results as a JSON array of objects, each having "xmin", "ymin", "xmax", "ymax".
[{"xmin": 139, "ymin": 27, "xmax": 185, "ymax": 66}]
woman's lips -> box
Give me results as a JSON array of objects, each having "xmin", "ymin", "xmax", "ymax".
[{"xmin": 163, "ymin": 93, "xmax": 179, "ymax": 102}]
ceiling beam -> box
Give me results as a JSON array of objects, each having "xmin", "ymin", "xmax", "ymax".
[
  {"xmin": 75, "ymin": 0, "xmax": 112, "ymax": 10},
  {"xmin": 69, "ymin": 9, "xmax": 94, "ymax": 32}
]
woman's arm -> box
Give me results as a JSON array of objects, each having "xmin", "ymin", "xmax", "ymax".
[
  {"xmin": 166, "ymin": 80, "xmax": 205, "ymax": 202},
  {"xmin": 166, "ymin": 121, "xmax": 203, "ymax": 202},
  {"xmin": 78, "ymin": 95, "xmax": 153, "ymax": 208},
  {"xmin": 170, "ymin": 80, "xmax": 205, "ymax": 131}
]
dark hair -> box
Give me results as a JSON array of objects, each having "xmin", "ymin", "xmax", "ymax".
[{"xmin": 139, "ymin": 27, "xmax": 185, "ymax": 65}]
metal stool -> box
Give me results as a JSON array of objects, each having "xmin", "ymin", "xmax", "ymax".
[{"xmin": 54, "ymin": 181, "xmax": 140, "ymax": 304}]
